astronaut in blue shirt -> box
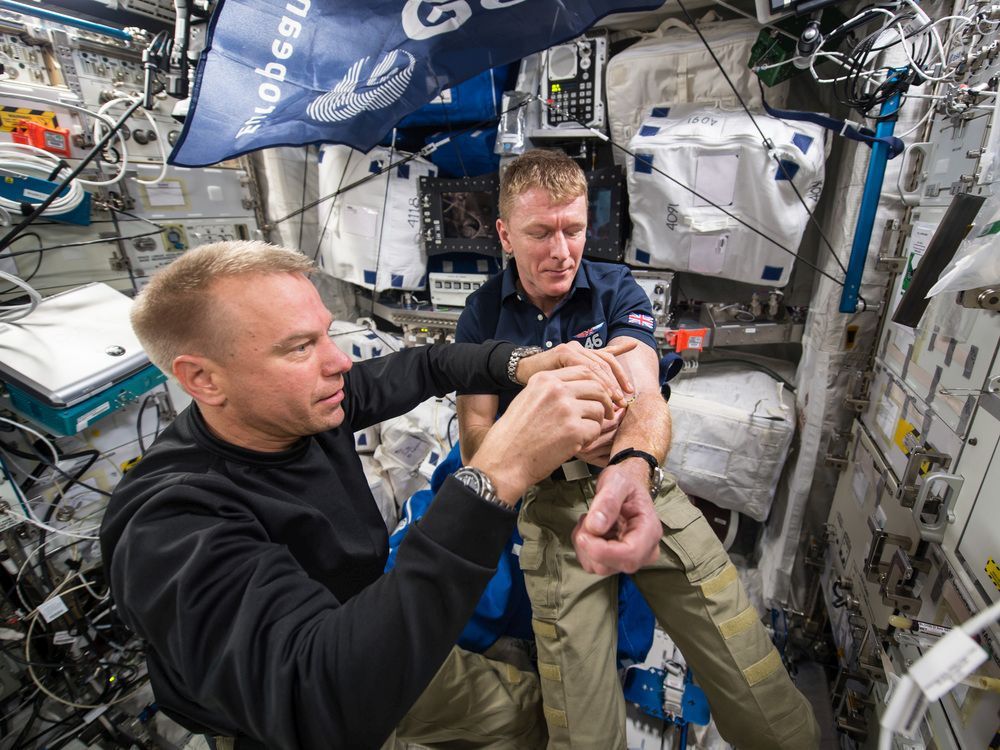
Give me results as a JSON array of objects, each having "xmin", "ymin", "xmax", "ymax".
[{"xmin": 455, "ymin": 149, "xmax": 819, "ymax": 750}]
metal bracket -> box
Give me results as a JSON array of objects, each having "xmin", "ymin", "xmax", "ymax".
[
  {"xmin": 912, "ymin": 471, "xmax": 964, "ymax": 543},
  {"xmin": 825, "ymin": 430, "xmax": 852, "ymax": 469},
  {"xmin": 875, "ymin": 255, "xmax": 907, "ymax": 273},
  {"xmin": 864, "ymin": 515, "xmax": 913, "ymax": 584},
  {"xmin": 880, "ymin": 547, "xmax": 927, "ymax": 611},
  {"xmin": 897, "ymin": 447, "xmax": 951, "ymax": 508},
  {"xmin": 876, "ymin": 217, "xmax": 908, "ymax": 272},
  {"xmin": 959, "ymin": 287, "xmax": 1000, "ymax": 310},
  {"xmin": 844, "ymin": 370, "xmax": 873, "ymax": 411}
]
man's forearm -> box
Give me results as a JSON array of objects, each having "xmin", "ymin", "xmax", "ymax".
[
  {"xmin": 611, "ymin": 392, "xmax": 671, "ymax": 464},
  {"xmin": 459, "ymin": 423, "xmax": 491, "ymax": 464}
]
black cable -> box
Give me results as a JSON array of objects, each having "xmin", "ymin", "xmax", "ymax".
[
  {"xmin": 674, "ymin": 0, "xmax": 852, "ymax": 283},
  {"xmin": 428, "ymin": 67, "xmax": 469, "ymax": 178},
  {"xmin": 310, "ymin": 149, "xmax": 353, "ymax": 263},
  {"xmin": 541, "ymin": 90, "xmax": 847, "ymax": 289},
  {"xmin": 278, "ymin": 96, "xmax": 530, "ymax": 231},
  {"xmin": 0, "ymin": 93, "xmax": 147, "ymax": 252},
  {"xmin": 0, "ymin": 441, "xmax": 104, "ymax": 502},
  {"xmin": 297, "ymin": 146, "xmax": 310, "ymax": 252},
  {"xmin": 829, "ymin": 10, "xmax": 916, "ymax": 118},
  {"xmin": 0, "ymin": 29, "xmax": 169, "ymax": 251},
  {"xmin": 368, "ymin": 138, "xmax": 397, "ymax": 319},
  {"xmin": 14, "ymin": 711, "xmax": 84, "ymax": 750},
  {"xmin": 593, "ymin": 124, "xmax": 848, "ymax": 288},
  {"xmin": 9, "ymin": 692, "xmax": 44, "ymax": 750},
  {"xmin": 24, "ymin": 439, "xmax": 112, "ymax": 498},
  {"xmin": 0, "ymin": 216, "xmax": 165, "ymax": 259},
  {"xmin": 0, "ymin": 233, "xmax": 43, "ymax": 293},
  {"xmin": 698, "ymin": 357, "xmax": 796, "ymax": 391}
]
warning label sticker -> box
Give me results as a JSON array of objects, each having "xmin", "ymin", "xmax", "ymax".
[{"xmin": 0, "ymin": 107, "xmax": 57, "ymax": 131}]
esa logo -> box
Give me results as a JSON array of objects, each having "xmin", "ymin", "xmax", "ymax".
[
  {"xmin": 402, "ymin": 0, "xmax": 528, "ymax": 40},
  {"xmin": 572, "ymin": 321, "xmax": 605, "ymax": 349},
  {"xmin": 307, "ymin": 50, "xmax": 416, "ymax": 123}
]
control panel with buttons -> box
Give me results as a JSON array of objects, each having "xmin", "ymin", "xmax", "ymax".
[{"xmin": 541, "ymin": 32, "xmax": 607, "ymax": 130}]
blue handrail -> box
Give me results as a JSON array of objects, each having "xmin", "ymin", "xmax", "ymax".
[
  {"xmin": 839, "ymin": 69, "xmax": 908, "ymax": 313},
  {"xmin": 0, "ymin": 0, "xmax": 132, "ymax": 41}
]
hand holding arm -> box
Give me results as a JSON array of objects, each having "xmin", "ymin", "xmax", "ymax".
[
  {"xmin": 573, "ymin": 406, "xmax": 625, "ymax": 465},
  {"xmin": 466, "ymin": 366, "xmax": 614, "ymax": 505},
  {"xmin": 515, "ymin": 339, "xmax": 637, "ymax": 408},
  {"xmin": 572, "ymin": 339, "xmax": 671, "ymax": 573}
]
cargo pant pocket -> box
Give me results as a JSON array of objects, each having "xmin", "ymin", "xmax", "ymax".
[
  {"xmin": 517, "ymin": 532, "xmax": 559, "ymax": 616},
  {"xmin": 653, "ymin": 487, "xmax": 730, "ymax": 585}
]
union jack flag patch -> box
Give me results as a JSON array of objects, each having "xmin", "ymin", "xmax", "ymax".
[{"xmin": 627, "ymin": 312, "xmax": 656, "ymax": 330}]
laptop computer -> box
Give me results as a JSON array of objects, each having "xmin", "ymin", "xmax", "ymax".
[{"xmin": 0, "ymin": 283, "xmax": 153, "ymax": 408}]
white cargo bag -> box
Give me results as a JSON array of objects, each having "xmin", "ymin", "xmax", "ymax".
[
  {"xmin": 626, "ymin": 104, "xmax": 827, "ymax": 287},
  {"xmin": 606, "ymin": 17, "xmax": 790, "ymax": 157},
  {"xmin": 373, "ymin": 397, "xmax": 456, "ymax": 507},
  {"xmin": 328, "ymin": 320, "xmax": 405, "ymax": 455},
  {"xmin": 317, "ymin": 145, "xmax": 435, "ymax": 291},
  {"xmin": 666, "ymin": 365, "xmax": 795, "ymax": 522}
]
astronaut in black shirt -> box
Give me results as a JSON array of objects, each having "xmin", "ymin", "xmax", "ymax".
[{"xmin": 100, "ymin": 240, "xmax": 658, "ymax": 749}]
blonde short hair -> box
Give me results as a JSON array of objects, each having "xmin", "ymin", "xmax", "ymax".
[
  {"xmin": 131, "ymin": 240, "xmax": 313, "ymax": 374},
  {"xmin": 498, "ymin": 149, "xmax": 588, "ymax": 220}
]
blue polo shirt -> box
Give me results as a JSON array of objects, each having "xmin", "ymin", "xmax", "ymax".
[{"xmin": 455, "ymin": 259, "xmax": 657, "ymax": 415}]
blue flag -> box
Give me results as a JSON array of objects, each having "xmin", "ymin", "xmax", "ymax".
[{"xmin": 168, "ymin": 0, "xmax": 665, "ymax": 167}]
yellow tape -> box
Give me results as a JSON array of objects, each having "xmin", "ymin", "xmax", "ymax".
[
  {"xmin": 719, "ymin": 606, "xmax": 760, "ymax": 640},
  {"xmin": 538, "ymin": 662, "xmax": 562, "ymax": 682},
  {"xmin": 504, "ymin": 664, "xmax": 522, "ymax": 684},
  {"xmin": 0, "ymin": 108, "xmax": 57, "ymax": 131},
  {"xmin": 543, "ymin": 706, "xmax": 568, "ymax": 728},
  {"xmin": 986, "ymin": 558, "xmax": 1000, "ymax": 591},
  {"xmin": 743, "ymin": 648, "xmax": 783, "ymax": 687},
  {"xmin": 700, "ymin": 563, "xmax": 738, "ymax": 597},
  {"xmin": 532, "ymin": 619, "xmax": 557, "ymax": 640}
]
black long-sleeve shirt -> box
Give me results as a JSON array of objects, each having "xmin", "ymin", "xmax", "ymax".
[{"xmin": 100, "ymin": 341, "xmax": 519, "ymax": 750}]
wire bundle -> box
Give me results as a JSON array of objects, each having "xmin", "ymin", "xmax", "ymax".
[
  {"xmin": 0, "ymin": 143, "xmax": 87, "ymax": 218},
  {"xmin": 0, "ymin": 417, "xmax": 152, "ymax": 746}
]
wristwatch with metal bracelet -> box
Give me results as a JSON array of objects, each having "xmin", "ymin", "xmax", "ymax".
[
  {"xmin": 507, "ymin": 345, "xmax": 543, "ymax": 384},
  {"xmin": 453, "ymin": 466, "xmax": 514, "ymax": 511}
]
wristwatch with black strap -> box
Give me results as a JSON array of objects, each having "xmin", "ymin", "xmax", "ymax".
[{"xmin": 608, "ymin": 447, "xmax": 664, "ymax": 494}]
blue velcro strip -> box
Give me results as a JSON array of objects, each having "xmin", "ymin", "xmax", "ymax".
[
  {"xmin": 774, "ymin": 160, "xmax": 800, "ymax": 181},
  {"xmin": 363, "ymin": 269, "xmax": 377, "ymax": 284},
  {"xmin": 397, "ymin": 164, "xmax": 410, "ymax": 179},
  {"xmin": 639, "ymin": 125, "xmax": 660, "ymax": 137},
  {"xmin": 761, "ymin": 265, "xmax": 783, "ymax": 281},
  {"xmin": 651, "ymin": 106, "xmax": 670, "ymax": 118},
  {"xmin": 635, "ymin": 153, "xmax": 654, "ymax": 174},
  {"xmin": 635, "ymin": 248, "xmax": 651, "ymax": 264},
  {"xmin": 792, "ymin": 132, "xmax": 813, "ymax": 154},
  {"xmin": 391, "ymin": 274, "xmax": 404, "ymax": 287}
]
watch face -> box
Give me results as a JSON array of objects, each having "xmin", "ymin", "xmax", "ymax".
[{"xmin": 455, "ymin": 468, "xmax": 483, "ymax": 495}]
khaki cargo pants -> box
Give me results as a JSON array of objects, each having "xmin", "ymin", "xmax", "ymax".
[
  {"xmin": 516, "ymin": 473, "xmax": 820, "ymax": 750},
  {"xmin": 391, "ymin": 645, "xmax": 547, "ymax": 749}
]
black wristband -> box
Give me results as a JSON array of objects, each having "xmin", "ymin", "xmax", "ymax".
[{"xmin": 607, "ymin": 448, "xmax": 658, "ymax": 477}]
